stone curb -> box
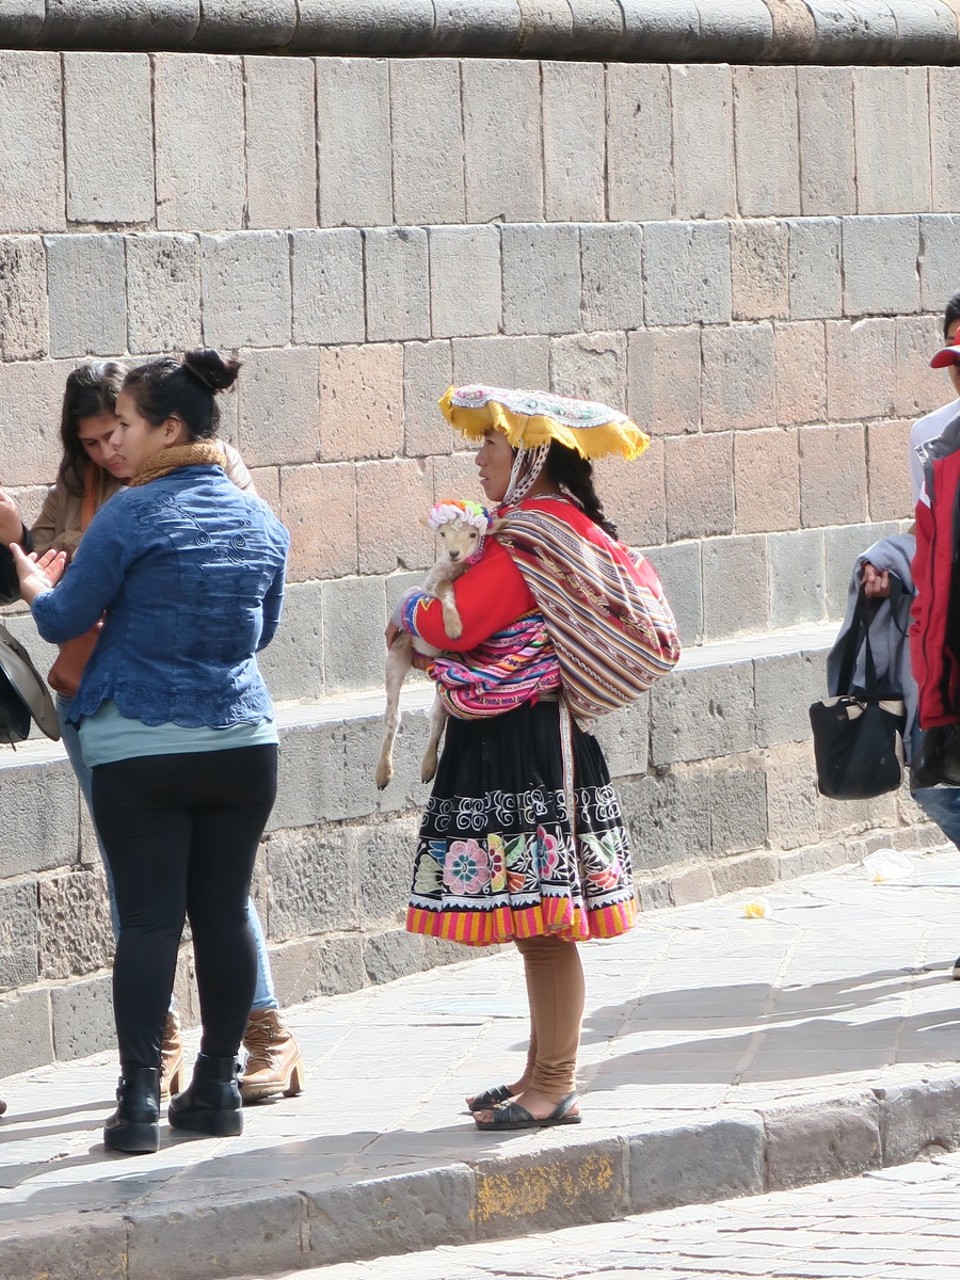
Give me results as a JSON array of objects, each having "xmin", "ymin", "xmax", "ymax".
[
  {"xmin": 6, "ymin": 1071, "xmax": 960, "ymax": 1280},
  {"xmin": 0, "ymin": 1, "xmax": 958, "ymax": 62}
]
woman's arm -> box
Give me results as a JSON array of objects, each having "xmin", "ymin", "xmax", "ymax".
[
  {"xmin": 401, "ymin": 540, "xmax": 535, "ymax": 652},
  {"xmin": 222, "ymin": 442, "xmax": 258, "ymax": 497}
]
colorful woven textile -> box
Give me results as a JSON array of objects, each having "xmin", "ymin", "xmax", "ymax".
[{"xmin": 428, "ymin": 611, "xmax": 561, "ymax": 719}]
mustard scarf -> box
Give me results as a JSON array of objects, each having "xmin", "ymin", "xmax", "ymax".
[{"xmin": 128, "ymin": 441, "xmax": 226, "ymax": 487}]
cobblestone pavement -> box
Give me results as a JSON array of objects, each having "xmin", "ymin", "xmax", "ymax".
[{"xmin": 250, "ymin": 1151, "xmax": 960, "ymax": 1280}]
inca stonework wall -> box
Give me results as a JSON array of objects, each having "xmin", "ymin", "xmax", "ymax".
[{"xmin": 0, "ymin": 43, "xmax": 954, "ymax": 1070}]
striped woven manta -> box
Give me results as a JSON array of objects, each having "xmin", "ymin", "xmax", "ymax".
[{"xmin": 495, "ymin": 502, "xmax": 680, "ymax": 726}]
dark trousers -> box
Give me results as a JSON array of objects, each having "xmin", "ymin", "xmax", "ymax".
[{"xmin": 92, "ymin": 745, "xmax": 278, "ymax": 1071}]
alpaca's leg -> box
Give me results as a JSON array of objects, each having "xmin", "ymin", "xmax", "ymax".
[
  {"xmin": 421, "ymin": 695, "xmax": 448, "ymax": 783},
  {"xmin": 376, "ymin": 638, "xmax": 413, "ymax": 790},
  {"xmin": 434, "ymin": 578, "xmax": 463, "ymax": 639}
]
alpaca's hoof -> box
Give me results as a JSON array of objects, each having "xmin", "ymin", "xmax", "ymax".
[
  {"xmin": 445, "ymin": 621, "xmax": 463, "ymax": 640},
  {"xmin": 375, "ymin": 761, "xmax": 393, "ymax": 790},
  {"xmin": 420, "ymin": 756, "xmax": 437, "ymax": 784}
]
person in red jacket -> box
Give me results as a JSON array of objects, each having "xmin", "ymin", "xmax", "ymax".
[{"xmin": 388, "ymin": 386, "xmax": 675, "ymax": 1130}]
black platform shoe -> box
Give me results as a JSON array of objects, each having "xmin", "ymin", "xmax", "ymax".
[
  {"xmin": 168, "ymin": 1054, "xmax": 243, "ymax": 1137},
  {"xmin": 103, "ymin": 1066, "xmax": 161, "ymax": 1154}
]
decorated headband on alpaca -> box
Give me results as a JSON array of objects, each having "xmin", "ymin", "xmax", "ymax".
[{"xmin": 427, "ymin": 500, "xmax": 494, "ymax": 561}]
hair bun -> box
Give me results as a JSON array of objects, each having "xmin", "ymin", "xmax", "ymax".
[{"xmin": 182, "ymin": 349, "xmax": 241, "ymax": 393}]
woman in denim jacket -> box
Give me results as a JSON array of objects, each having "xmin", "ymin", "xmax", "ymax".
[{"xmin": 12, "ymin": 350, "xmax": 289, "ymax": 1155}]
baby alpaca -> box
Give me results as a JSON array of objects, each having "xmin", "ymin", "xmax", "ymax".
[{"xmin": 376, "ymin": 501, "xmax": 492, "ymax": 791}]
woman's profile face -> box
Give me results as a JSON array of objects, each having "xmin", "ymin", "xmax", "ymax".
[
  {"xmin": 111, "ymin": 389, "xmax": 171, "ymax": 476},
  {"xmin": 76, "ymin": 411, "xmax": 130, "ymax": 479},
  {"xmin": 475, "ymin": 429, "xmax": 513, "ymax": 504}
]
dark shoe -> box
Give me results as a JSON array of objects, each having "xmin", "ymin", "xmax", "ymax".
[
  {"xmin": 465, "ymin": 1083, "xmax": 513, "ymax": 1111},
  {"xmin": 473, "ymin": 1091, "xmax": 581, "ymax": 1131},
  {"xmin": 103, "ymin": 1067, "xmax": 160, "ymax": 1154},
  {"xmin": 169, "ymin": 1054, "xmax": 243, "ymax": 1137},
  {"xmin": 953, "ymin": 955, "xmax": 960, "ymax": 980}
]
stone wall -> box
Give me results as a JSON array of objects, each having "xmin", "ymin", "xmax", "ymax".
[{"xmin": 0, "ymin": 46, "xmax": 953, "ymax": 1070}]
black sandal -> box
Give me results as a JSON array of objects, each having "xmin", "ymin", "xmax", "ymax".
[
  {"xmin": 465, "ymin": 1083, "xmax": 513, "ymax": 1111},
  {"xmin": 473, "ymin": 1092, "xmax": 581, "ymax": 1131}
]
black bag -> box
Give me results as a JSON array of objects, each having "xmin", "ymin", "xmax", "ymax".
[
  {"xmin": 809, "ymin": 587, "xmax": 906, "ymax": 800},
  {"xmin": 911, "ymin": 724, "xmax": 960, "ymax": 788}
]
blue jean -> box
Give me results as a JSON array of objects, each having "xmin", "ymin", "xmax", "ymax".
[
  {"xmin": 57, "ymin": 695, "xmax": 278, "ymax": 1012},
  {"xmin": 913, "ymin": 784, "xmax": 960, "ymax": 849}
]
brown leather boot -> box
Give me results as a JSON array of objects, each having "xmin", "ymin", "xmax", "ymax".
[
  {"xmin": 160, "ymin": 1010, "xmax": 186, "ymax": 1101},
  {"xmin": 238, "ymin": 1010, "xmax": 304, "ymax": 1104}
]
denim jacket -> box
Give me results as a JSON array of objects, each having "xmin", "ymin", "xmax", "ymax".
[{"xmin": 31, "ymin": 465, "xmax": 290, "ymax": 728}]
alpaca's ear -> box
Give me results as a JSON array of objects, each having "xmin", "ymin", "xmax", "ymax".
[{"xmin": 419, "ymin": 514, "xmax": 433, "ymax": 531}]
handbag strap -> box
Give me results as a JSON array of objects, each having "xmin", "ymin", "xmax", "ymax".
[
  {"xmin": 836, "ymin": 585, "xmax": 885, "ymax": 696},
  {"xmin": 80, "ymin": 464, "xmax": 99, "ymax": 531}
]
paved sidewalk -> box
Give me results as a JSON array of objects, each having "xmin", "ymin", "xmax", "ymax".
[
  {"xmin": 4, "ymin": 844, "xmax": 960, "ymax": 1280},
  {"xmin": 247, "ymin": 1150, "xmax": 960, "ymax": 1280}
]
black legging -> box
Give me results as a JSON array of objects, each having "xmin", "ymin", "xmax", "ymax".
[{"xmin": 92, "ymin": 744, "xmax": 278, "ymax": 1071}]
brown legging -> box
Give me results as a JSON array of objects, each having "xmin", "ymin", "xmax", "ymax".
[{"xmin": 515, "ymin": 934, "xmax": 585, "ymax": 1100}]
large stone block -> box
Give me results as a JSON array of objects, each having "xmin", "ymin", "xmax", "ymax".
[
  {"xmin": 733, "ymin": 65, "xmax": 799, "ymax": 217},
  {"xmin": 641, "ymin": 540, "xmax": 702, "ymax": 647},
  {"xmin": 38, "ymin": 868, "xmax": 112, "ymax": 981},
  {"xmin": 650, "ymin": 661, "xmax": 755, "ymax": 768},
  {"xmin": 258, "ymin": 579, "xmax": 325, "ymax": 701},
  {"xmin": 606, "ymin": 63, "xmax": 672, "ymax": 222},
  {"xmin": 664, "ymin": 433, "xmax": 734, "ymax": 541},
  {"xmin": 356, "ymin": 458, "xmax": 435, "ymax": 575},
  {"xmin": 390, "ymin": 59, "xmax": 464, "ymax": 225},
  {"xmin": 50, "ymin": 972, "xmax": 114, "ymax": 1060},
  {"xmin": 502, "ymin": 224, "xmax": 581, "ymax": 336},
  {"xmin": 237, "ymin": 347, "xmax": 319, "ymax": 467},
  {"xmin": 0, "ymin": 52, "xmax": 64, "ymax": 233},
  {"xmin": 429, "ymin": 225, "xmax": 501, "ymax": 339},
  {"xmin": 0, "ymin": 880, "xmax": 37, "ymax": 989},
  {"xmin": 593, "ymin": 434, "xmax": 664, "ymax": 548},
  {"xmin": 363, "ymin": 928, "xmax": 426, "ymax": 985},
  {"xmin": 826, "ymin": 318, "xmax": 897, "ymax": 422},
  {"xmin": 0, "ymin": 359, "xmax": 70, "ymax": 486},
  {"xmin": 0, "ymin": 236, "xmax": 48, "ymax": 360},
  {"xmin": 403, "ymin": 340, "xmax": 454, "ymax": 456},
  {"xmin": 63, "ymin": 53, "xmax": 154, "ymax": 225},
  {"xmin": 710, "ymin": 764, "xmax": 769, "ymax": 857},
  {"xmin": 762, "ymin": 1095, "xmax": 881, "ymax": 1190},
  {"xmin": 734, "ymin": 428, "xmax": 800, "ymax": 536},
  {"xmin": 671, "ymin": 64, "xmax": 735, "ymax": 220},
  {"xmin": 767, "ymin": 530, "xmax": 826, "ymax": 630},
  {"xmin": 0, "ymin": 758, "xmax": 80, "ymax": 877},
  {"xmin": 267, "ymin": 825, "xmax": 360, "ymax": 936},
  {"xmin": 580, "ymin": 223, "xmax": 643, "ymax": 333},
  {"xmin": 799, "ymin": 423, "xmax": 868, "ymax": 529},
  {"xmin": 43, "ymin": 1, "xmax": 199, "ymax": 44},
  {"xmin": 855, "ymin": 68, "xmax": 931, "ymax": 215},
  {"xmin": 0, "ymin": 986, "xmax": 52, "ymax": 1075},
  {"xmin": 893, "ymin": 314, "xmax": 942, "ymax": 421},
  {"xmin": 291, "ymin": 228, "xmax": 365, "ymax": 347},
  {"xmin": 201, "ymin": 231, "xmax": 291, "ymax": 349},
  {"xmin": 775, "ymin": 320, "xmax": 826, "ymax": 427},
  {"xmin": 842, "ymin": 216, "xmax": 920, "ymax": 317},
  {"xmin": 931, "ymin": 68, "xmax": 960, "ymax": 216},
  {"xmin": 192, "ymin": 0, "xmax": 296, "ymax": 48},
  {"xmin": 591, "ymin": 700, "xmax": 649, "ymax": 781},
  {"xmin": 629, "ymin": 1117, "xmax": 764, "ymax": 1212},
  {"xmin": 823, "ymin": 520, "xmax": 898, "ymax": 620},
  {"xmin": 754, "ymin": 647, "xmax": 825, "ymax": 747},
  {"xmin": 318, "ymin": 342, "xmax": 404, "ymax": 462},
  {"xmin": 281, "ymin": 462, "xmax": 357, "ymax": 582},
  {"xmin": 125, "ymin": 233, "xmax": 202, "ymax": 354},
  {"xmin": 452, "ymin": 334, "xmax": 550, "ymax": 390},
  {"xmin": 364, "ymin": 227, "xmax": 430, "ymax": 343},
  {"xmin": 129, "ymin": 1195, "xmax": 304, "ymax": 1280},
  {"xmin": 316, "ymin": 58, "xmax": 392, "ymax": 228},
  {"xmin": 796, "ymin": 66, "xmax": 855, "ymax": 216},
  {"xmin": 46, "ymin": 234, "xmax": 126, "ymax": 358},
  {"xmin": 788, "ymin": 217, "xmax": 842, "ymax": 321},
  {"xmin": 321, "ymin": 576, "xmax": 388, "ymax": 693},
  {"xmin": 155, "ymin": 53, "xmax": 244, "ymax": 231},
  {"xmin": 0, "ymin": 2, "xmax": 42, "ymax": 43},
  {"xmin": 878, "ymin": 1076, "xmax": 960, "ymax": 1168},
  {"xmin": 293, "ymin": 0, "xmax": 433, "ymax": 52},
  {"xmin": 642, "ymin": 221, "xmax": 731, "ymax": 327},
  {"xmin": 730, "ymin": 220, "xmax": 789, "ymax": 322},
  {"xmin": 919, "ymin": 214, "xmax": 960, "ymax": 313},
  {"xmin": 867, "ymin": 419, "xmax": 914, "ymax": 522},
  {"xmin": 550, "ymin": 331, "xmax": 626, "ymax": 410},
  {"xmin": 617, "ymin": 766, "xmax": 713, "ymax": 871},
  {"xmin": 0, "ymin": 1216, "xmax": 126, "ymax": 1280},
  {"xmin": 627, "ymin": 326, "xmax": 700, "ymax": 436},
  {"xmin": 430, "ymin": 0, "xmax": 521, "ymax": 53},
  {"xmin": 765, "ymin": 739, "xmax": 820, "ymax": 850},
  {"xmin": 462, "ymin": 59, "xmax": 543, "ymax": 222},
  {"xmin": 355, "ymin": 817, "xmax": 420, "ymax": 924},
  {"xmin": 701, "ymin": 535, "xmax": 769, "ymax": 640},
  {"xmin": 542, "ymin": 61, "xmax": 605, "ymax": 222},
  {"xmin": 244, "ymin": 55, "xmax": 316, "ymax": 230},
  {"xmin": 619, "ymin": 0, "xmax": 699, "ymax": 58},
  {"xmin": 701, "ymin": 322, "xmax": 776, "ymax": 433}
]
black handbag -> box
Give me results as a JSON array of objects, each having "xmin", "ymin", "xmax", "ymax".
[
  {"xmin": 809, "ymin": 587, "xmax": 906, "ymax": 800},
  {"xmin": 911, "ymin": 724, "xmax": 960, "ymax": 788}
]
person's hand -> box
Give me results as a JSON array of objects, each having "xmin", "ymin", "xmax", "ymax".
[
  {"xmin": 10, "ymin": 542, "xmax": 66, "ymax": 603},
  {"xmin": 861, "ymin": 561, "xmax": 891, "ymax": 600},
  {"xmin": 0, "ymin": 490, "xmax": 24, "ymax": 546}
]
